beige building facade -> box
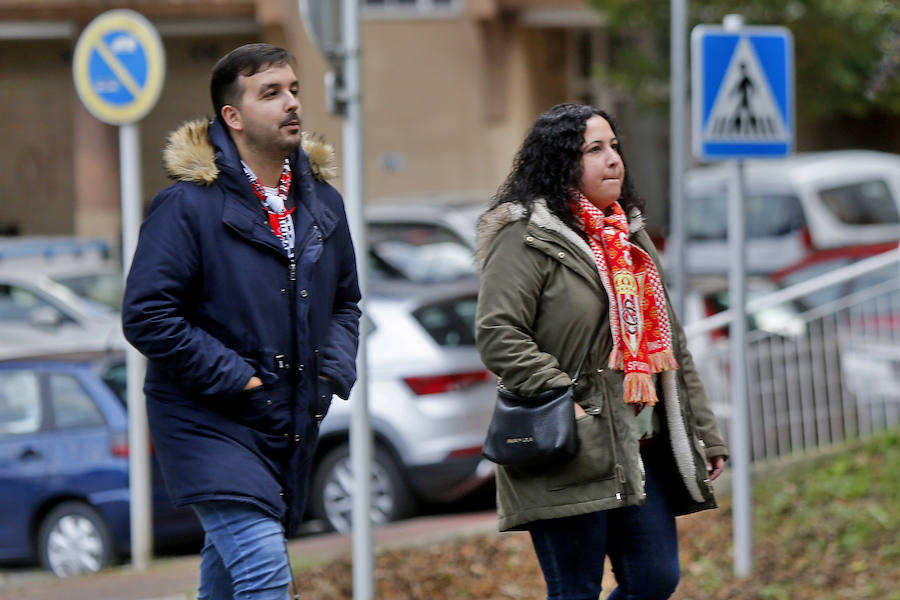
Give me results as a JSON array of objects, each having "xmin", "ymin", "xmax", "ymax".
[{"xmin": 0, "ymin": 0, "xmax": 614, "ymax": 247}]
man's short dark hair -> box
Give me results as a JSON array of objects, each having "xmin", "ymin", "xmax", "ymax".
[{"xmin": 210, "ymin": 43, "xmax": 292, "ymax": 117}]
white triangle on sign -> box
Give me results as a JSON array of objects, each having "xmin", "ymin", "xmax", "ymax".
[{"xmin": 703, "ymin": 37, "xmax": 787, "ymax": 142}]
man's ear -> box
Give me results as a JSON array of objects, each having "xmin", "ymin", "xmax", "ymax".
[{"xmin": 221, "ymin": 105, "xmax": 243, "ymax": 132}]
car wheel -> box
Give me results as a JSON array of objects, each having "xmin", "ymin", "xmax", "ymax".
[
  {"xmin": 309, "ymin": 444, "xmax": 414, "ymax": 534},
  {"xmin": 37, "ymin": 501, "xmax": 114, "ymax": 577}
]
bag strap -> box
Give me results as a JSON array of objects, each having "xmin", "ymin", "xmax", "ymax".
[{"xmin": 571, "ymin": 321, "xmax": 604, "ymax": 384}]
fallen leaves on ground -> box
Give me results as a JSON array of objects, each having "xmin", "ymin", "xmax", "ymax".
[
  {"xmin": 296, "ymin": 429, "xmax": 899, "ymax": 599},
  {"xmin": 298, "ymin": 532, "xmax": 544, "ymax": 600}
]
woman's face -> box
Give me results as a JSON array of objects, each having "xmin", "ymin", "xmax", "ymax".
[{"xmin": 577, "ymin": 115, "xmax": 624, "ymax": 210}]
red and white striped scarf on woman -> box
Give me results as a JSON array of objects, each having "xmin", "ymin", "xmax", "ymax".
[{"xmin": 570, "ymin": 191, "xmax": 678, "ymax": 407}]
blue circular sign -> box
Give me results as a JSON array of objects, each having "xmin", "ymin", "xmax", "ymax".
[{"xmin": 73, "ymin": 10, "xmax": 165, "ymax": 125}]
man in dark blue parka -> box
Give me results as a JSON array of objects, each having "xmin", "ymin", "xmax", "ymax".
[{"xmin": 122, "ymin": 43, "xmax": 360, "ymax": 599}]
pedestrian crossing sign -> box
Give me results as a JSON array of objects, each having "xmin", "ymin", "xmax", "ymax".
[{"xmin": 691, "ymin": 25, "xmax": 794, "ymax": 161}]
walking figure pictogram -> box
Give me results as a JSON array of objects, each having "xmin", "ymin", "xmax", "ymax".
[{"xmin": 729, "ymin": 63, "xmax": 756, "ymax": 134}]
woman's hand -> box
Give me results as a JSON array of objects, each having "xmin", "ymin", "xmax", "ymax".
[
  {"xmin": 707, "ymin": 455, "xmax": 726, "ymax": 481},
  {"xmin": 574, "ymin": 402, "xmax": 587, "ymax": 418}
]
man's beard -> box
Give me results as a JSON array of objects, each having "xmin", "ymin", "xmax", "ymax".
[{"xmin": 246, "ymin": 122, "xmax": 302, "ymax": 160}]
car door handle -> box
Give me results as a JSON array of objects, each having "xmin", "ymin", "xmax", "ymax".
[{"xmin": 18, "ymin": 447, "xmax": 42, "ymax": 461}]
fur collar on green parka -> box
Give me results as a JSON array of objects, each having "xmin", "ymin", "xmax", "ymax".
[{"xmin": 475, "ymin": 199, "xmax": 728, "ymax": 531}]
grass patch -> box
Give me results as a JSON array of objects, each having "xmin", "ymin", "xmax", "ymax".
[{"xmin": 675, "ymin": 428, "xmax": 900, "ymax": 600}]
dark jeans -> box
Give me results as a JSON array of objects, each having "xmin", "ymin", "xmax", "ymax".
[{"xmin": 528, "ymin": 443, "xmax": 680, "ymax": 600}]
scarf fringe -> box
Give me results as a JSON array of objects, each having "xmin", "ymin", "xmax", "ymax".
[
  {"xmin": 609, "ymin": 347, "xmax": 624, "ymax": 370},
  {"xmin": 648, "ymin": 349, "xmax": 679, "ymax": 372},
  {"xmin": 609, "ymin": 348, "xmax": 678, "ymax": 373},
  {"xmin": 624, "ymin": 372, "xmax": 659, "ymax": 406}
]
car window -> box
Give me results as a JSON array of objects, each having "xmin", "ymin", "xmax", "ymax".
[
  {"xmin": 412, "ymin": 296, "xmax": 477, "ymax": 346},
  {"xmin": 706, "ymin": 286, "xmax": 805, "ymax": 337},
  {"xmin": 368, "ymin": 223, "xmax": 477, "ymax": 283},
  {"xmin": 100, "ymin": 362, "xmax": 127, "ymax": 405},
  {"xmin": 0, "ymin": 284, "xmax": 64, "ymax": 322},
  {"xmin": 54, "ymin": 273, "xmax": 123, "ymax": 311},
  {"xmin": 747, "ymin": 194, "xmax": 807, "ymax": 237},
  {"xmin": 687, "ymin": 192, "xmax": 806, "ymax": 240},
  {"xmin": 48, "ymin": 374, "xmax": 105, "ymax": 429},
  {"xmin": 686, "ymin": 193, "xmax": 726, "ymax": 240},
  {"xmin": 0, "ymin": 370, "xmax": 42, "ymax": 435},
  {"xmin": 818, "ymin": 179, "xmax": 900, "ymax": 225}
]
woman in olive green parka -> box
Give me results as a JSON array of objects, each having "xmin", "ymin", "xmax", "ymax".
[{"xmin": 475, "ymin": 104, "xmax": 727, "ymax": 600}]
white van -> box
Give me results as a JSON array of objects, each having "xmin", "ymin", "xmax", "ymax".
[{"xmin": 679, "ymin": 150, "xmax": 900, "ymax": 274}]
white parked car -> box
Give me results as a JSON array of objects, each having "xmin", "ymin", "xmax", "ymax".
[
  {"xmin": 0, "ymin": 238, "xmax": 124, "ymax": 357},
  {"xmin": 679, "ymin": 150, "xmax": 900, "ymax": 275},
  {"xmin": 309, "ymin": 279, "xmax": 496, "ymax": 533},
  {"xmin": 367, "ymin": 196, "xmax": 484, "ymax": 283},
  {"xmin": 302, "ymin": 198, "xmax": 495, "ymax": 533}
]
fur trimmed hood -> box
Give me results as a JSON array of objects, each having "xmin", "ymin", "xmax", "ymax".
[
  {"xmin": 163, "ymin": 118, "xmax": 337, "ymax": 185},
  {"xmin": 475, "ymin": 198, "xmax": 646, "ymax": 270}
]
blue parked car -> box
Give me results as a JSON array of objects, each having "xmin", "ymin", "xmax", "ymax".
[{"xmin": 0, "ymin": 352, "xmax": 202, "ymax": 576}]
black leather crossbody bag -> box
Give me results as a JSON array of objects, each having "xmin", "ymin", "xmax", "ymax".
[{"xmin": 482, "ymin": 323, "xmax": 603, "ymax": 468}]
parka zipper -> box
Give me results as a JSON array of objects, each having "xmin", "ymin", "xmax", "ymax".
[
  {"xmin": 286, "ymin": 224, "xmax": 320, "ymax": 425},
  {"xmin": 283, "ymin": 258, "xmax": 298, "ymax": 528},
  {"xmin": 283, "ymin": 224, "xmax": 320, "ymax": 528}
]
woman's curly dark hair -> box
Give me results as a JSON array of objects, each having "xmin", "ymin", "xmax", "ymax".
[{"xmin": 490, "ymin": 103, "xmax": 644, "ymax": 226}]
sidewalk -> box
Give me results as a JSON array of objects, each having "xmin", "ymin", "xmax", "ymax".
[{"xmin": 0, "ymin": 511, "xmax": 498, "ymax": 600}]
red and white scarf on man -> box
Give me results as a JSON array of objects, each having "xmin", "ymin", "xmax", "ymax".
[
  {"xmin": 242, "ymin": 159, "xmax": 296, "ymax": 259},
  {"xmin": 570, "ymin": 191, "xmax": 678, "ymax": 407}
]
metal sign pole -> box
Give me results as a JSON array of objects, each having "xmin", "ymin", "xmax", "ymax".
[
  {"xmin": 691, "ymin": 12, "xmax": 794, "ymax": 579},
  {"xmin": 297, "ymin": 1, "xmax": 373, "ymax": 595},
  {"xmin": 72, "ymin": 10, "xmax": 165, "ymax": 572},
  {"xmin": 120, "ymin": 122, "xmax": 152, "ymax": 570},
  {"xmin": 669, "ymin": 0, "xmax": 688, "ymax": 317},
  {"xmin": 728, "ymin": 159, "xmax": 752, "ymax": 577},
  {"xmin": 340, "ymin": 0, "xmax": 374, "ymax": 598}
]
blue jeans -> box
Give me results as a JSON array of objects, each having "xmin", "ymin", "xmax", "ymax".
[
  {"xmin": 191, "ymin": 501, "xmax": 293, "ymax": 600},
  {"xmin": 528, "ymin": 443, "xmax": 681, "ymax": 600}
]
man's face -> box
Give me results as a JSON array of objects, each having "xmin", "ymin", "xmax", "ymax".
[{"xmin": 231, "ymin": 62, "xmax": 302, "ymax": 159}]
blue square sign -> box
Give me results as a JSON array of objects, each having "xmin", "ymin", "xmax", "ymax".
[{"xmin": 691, "ymin": 25, "xmax": 794, "ymax": 161}]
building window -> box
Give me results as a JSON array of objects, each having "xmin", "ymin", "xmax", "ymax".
[{"xmin": 363, "ymin": 0, "xmax": 462, "ymax": 19}]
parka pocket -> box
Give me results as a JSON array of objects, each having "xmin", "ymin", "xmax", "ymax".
[
  {"xmin": 573, "ymin": 369, "xmax": 606, "ymax": 417},
  {"xmin": 312, "ymin": 350, "xmax": 335, "ymax": 422},
  {"xmin": 224, "ymin": 384, "xmax": 289, "ymax": 434},
  {"xmin": 545, "ymin": 413, "xmax": 615, "ymax": 491},
  {"xmin": 312, "ymin": 376, "xmax": 334, "ymax": 422}
]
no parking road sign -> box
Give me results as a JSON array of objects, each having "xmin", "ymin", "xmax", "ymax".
[
  {"xmin": 692, "ymin": 25, "xmax": 793, "ymax": 161},
  {"xmin": 72, "ymin": 9, "xmax": 166, "ymax": 570},
  {"xmin": 73, "ymin": 9, "xmax": 165, "ymax": 125}
]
